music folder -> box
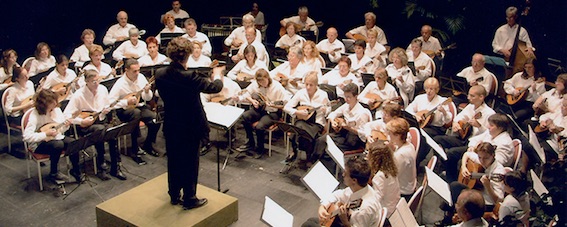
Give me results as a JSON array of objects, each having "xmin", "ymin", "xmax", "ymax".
[
  {"xmin": 528, "ymin": 125, "xmax": 546, "ymax": 163},
  {"xmin": 301, "ymin": 161, "xmax": 339, "ymax": 201},
  {"xmin": 389, "ymin": 198, "xmax": 422, "ymax": 227},
  {"xmin": 420, "ymin": 128, "xmax": 447, "ymax": 160},
  {"xmin": 261, "ymin": 196, "xmax": 294, "ymax": 227},
  {"xmin": 325, "ymin": 135, "xmax": 345, "ymax": 170},
  {"xmin": 140, "ymin": 64, "xmax": 168, "ymax": 78},
  {"xmin": 203, "ymin": 102, "xmax": 244, "ymax": 130},
  {"xmin": 425, "ymin": 167, "xmax": 453, "ymax": 206}
]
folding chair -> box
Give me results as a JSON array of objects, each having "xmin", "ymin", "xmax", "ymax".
[{"xmin": 2, "ymin": 88, "xmax": 23, "ymax": 154}]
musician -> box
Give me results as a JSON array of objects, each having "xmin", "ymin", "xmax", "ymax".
[
  {"xmin": 4, "ymin": 67, "xmax": 34, "ymax": 128},
  {"xmin": 280, "ymin": 6, "xmax": 318, "ymax": 36},
  {"xmin": 492, "ymin": 6, "xmax": 534, "ymax": 59},
  {"xmin": 406, "ymin": 78, "xmax": 451, "ymax": 137},
  {"xmin": 155, "ymin": 37, "xmax": 223, "ymax": 210},
  {"xmin": 503, "ymin": 58, "xmax": 546, "ymax": 123},
  {"xmin": 28, "ymin": 42, "xmax": 56, "ymax": 77},
  {"xmin": 283, "ymin": 71, "xmax": 331, "ymax": 162},
  {"xmin": 108, "ymin": 59, "xmax": 161, "ymax": 165},
  {"xmin": 345, "ymin": 12, "xmax": 388, "ymax": 46},
  {"xmin": 0, "ymin": 49, "xmax": 18, "ymax": 90},
  {"xmin": 138, "ymin": 36, "xmax": 169, "ymax": 67},
  {"xmin": 22, "ymin": 89, "xmax": 81, "ymax": 182},
  {"xmin": 316, "ymin": 27, "xmax": 345, "ymax": 65},
  {"xmin": 235, "ymin": 69, "xmax": 289, "ymax": 159},
  {"xmin": 532, "ymin": 73, "xmax": 567, "ymax": 117},
  {"xmin": 156, "ymin": 13, "xmax": 185, "ymax": 45},
  {"xmin": 70, "ymin": 29, "xmax": 102, "ymax": 68},
  {"xmin": 275, "ymin": 22, "xmax": 306, "ymax": 49},
  {"xmin": 231, "ymin": 27, "xmax": 269, "ymax": 67},
  {"xmin": 364, "ymin": 29, "xmax": 387, "ymax": 69},
  {"xmin": 358, "ymin": 68, "xmax": 398, "ymax": 119},
  {"xmin": 182, "ymin": 18, "xmax": 212, "ymax": 57},
  {"xmin": 164, "ymin": 0, "xmax": 189, "ymax": 19},
  {"xmin": 408, "ymin": 25, "xmax": 443, "ymax": 58},
  {"xmin": 312, "ymin": 83, "xmax": 371, "ymax": 165},
  {"xmin": 386, "ymin": 118, "xmax": 417, "ymax": 200},
  {"xmin": 226, "ymin": 45, "xmax": 268, "ymax": 81},
  {"xmin": 246, "ymin": 3, "xmax": 265, "ymax": 26},
  {"xmin": 453, "ymin": 53, "xmax": 495, "ymax": 106},
  {"xmin": 103, "ymin": 11, "xmax": 137, "ymax": 46},
  {"xmin": 449, "ymin": 189, "xmax": 489, "ymax": 227},
  {"xmin": 407, "ymin": 38, "xmax": 434, "ymax": 92},
  {"xmin": 537, "ymin": 97, "xmax": 567, "ymax": 161},
  {"xmin": 347, "ymin": 39, "xmax": 374, "ymax": 77},
  {"xmin": 467, "ymin": 113, "xmax": 514, "ymax": 168},
  {"xmin": 223, "ymin": 14, "xmax": 261, "ymax": 49},
  {"xmin": 498, "ymin": 171, "xmax": 530, "ymax": 226},
  {"xmin": 270, "ymin": 46, "xmax": 309, "ymax": 95},
  {"xmin": 112, "ymin": 28, "xmax": 148, "ymax": 61},
  {"xmin": 40, "ymin": 55, "xmax": 78, "ymax": 108},
  {"xmin": 83, "ymin": 45, "xmax": 115, "ymax": 82},
  {"xmin": 385, "ymin": 47, "xmax": 415, "ymax": 107},
  {"xmin": 367, "ymin": 141, "xmax": 401, "ymax": 216},
  {"xmin": 63, "ymin": 70, "xmax": 125, "ymax": 181},
  {"xmin": 363, "ymin": 102, "xmax": 402, "ymax": 144},
  {"xmin": 186, "ymin": 41, "xmax": 212, "ymax": 67},
  {"xmin": 322, "ymin": 56, "xmax": 361, "ymax": 100},
  {"xmin": 302, "ymin": 158, "xmax": 381, "ymax": 227}
]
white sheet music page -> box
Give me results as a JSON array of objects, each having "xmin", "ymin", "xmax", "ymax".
[
  {"xmin": 528, "ymin": 125, "xmax": 546, "ymax": 163},
  {"xmin": 262, "ymin": 196, "xmax": 294, "ymax": 227},
  {"xmin": 425, "ymin": 167, "xmax": 453, "ymax": 206},
  {"xmin": 420, "ymin": 128, "xmax": 447, "ymax": 160},
  {"xmin": 326, "ymin": 135, "xmax": 345, "ymax": 170},
  {"xmin": 530, "ymin": 170, "xmax": 549, "ymax": 197},
  {"xmin": 302, "ymin": 161, "xmax": 339, "ymax": 201},
  {"xmin": 389, "ymin": 198, "xmax": 420, "ymax": 227},
  {"xmin": 203, "ymin": 102, "xmax": 244, "ymax": 128}
]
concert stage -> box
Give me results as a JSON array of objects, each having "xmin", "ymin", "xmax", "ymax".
[{"xmin": 96, "ymin": 173, "xmax": 238, "ymax": 227}]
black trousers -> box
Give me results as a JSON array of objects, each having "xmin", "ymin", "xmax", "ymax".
[
  {"xmin": 241, "ymin": 108, "xmax": 281, "ymax": 151},
  {"xmin": 290, "ymin": 120, "xmax": 323, "ymax": 155},
  {"xmin": 312, "ymin": 130, "xmax": 362, "ymax": 163},
  {"xmin": 35, "ymin": 137, "xmax": 79, "ymax": 174},
  {"xmin": 75, "ymin": 122, "xmax": 120, "ymax": 170},
  {"xmin": 166, "ymin": 131, "xmax": 201, "ymax": 205},
  {"xmin": 115, "ymin": 105, "xmax": 161, "ymax": 155}
]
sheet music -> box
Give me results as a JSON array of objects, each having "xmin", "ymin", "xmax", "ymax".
[
  {"xmin": 425, "ymin": 167, "xmax": 452, "ymax": 206},
  {"xmin": 389, "ymin": 198, "xmax": 421, "ymax": 227},
  {"xmin": 420, "ymin": 128, "xmax": 447, "ymax": 160},
  {"xmin": 530, "ymin": 170, "xmax": 549, "ymax": 197},
  {"xmin": 326, "ymin": 135, "xmax": 345, "ymax": 170},
  {"xmin": 262, "ymin": 196, "xmax": 294, "ymax": 227},
  {"xmin": 301, "ymin": 161, "xmax": 339, "ymax": 201},
  {"xmin": 203, "ymin": 102, "xmax": 244, "ymax": 129},
  {"xmin": 528, "ymin": 126, "xmax": 546, "ymax": 163}
]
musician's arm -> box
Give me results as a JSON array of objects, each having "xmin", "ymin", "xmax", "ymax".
[
  {"xmin": 103, "ymin": 26, "xmax": 117, "ymax": 46},
  {"xmin": 439, "ymin": 104, "xmax": 453, "ymax": 125},
  {"xmin": 23, "ymin": 111, "xmax": 47, "ymax": 143},
  {"xmin": 283, "ymin": 93, "xmax": 300, "ymax": 117},
  {"xmin": 357, "ymin": 85, "xmax": 372, "ymax": 104},
  {"xmin": 54, "ymin": 108, "xmax": 70, "ymax": 133},
  {"xmin": 491, "ymin": 30, "xmax": 505, "ymax": 55},
  {"xmin": 112, "ymin": 43, "xmax": 126, "ymax": 62},
  {"xmin": 279, "ymin": 18, "xmax": 287, "ymax": 27},
  {"xmin": 108, "ymin": 83, "xmax": 128, "ymax": 109},
  {"xmin": 223, "ymin": 30, "xmax": 236, "ymax": 47},
  {"xmin": 494, "ymin": 143, "xmax": 513, "ymax": 168},
  {"xmin": 503, "ymin": 77, "xmax": 517, "ymax": 95},
  {"xmin": 63, "ymin": 97, "xmax": 82, "ymax": 125},
  {"xmin": 4, "ymin": 89, "xmax": 18, "ymax": 115},
  {"xmin": 485, "ymin": 167, "xmax": 505, "ymax": 203},
  {"xmin": 532, "ymin": 95, "xmax": 545, "ymax": 110},
  {"xmin": 202, "ymin": 35, "xmax": 213, "ymax": 57}
]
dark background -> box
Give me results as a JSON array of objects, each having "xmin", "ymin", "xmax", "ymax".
[{"xmin": 1, "ymin": 0, "xmax": 565, "ymax": 76}]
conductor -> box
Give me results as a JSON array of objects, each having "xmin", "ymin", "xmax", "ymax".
[{"xmin": 155, "ymin": 37, "xmax": 223, "ymax": 210}]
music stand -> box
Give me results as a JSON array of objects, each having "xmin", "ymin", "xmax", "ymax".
[
  {"xmin": 30, "ymin": 66, "xmax": 55, "ymax": 87},
  {"xmin": 275, "ymin": 122, "xmax": 313, "ymax": 174},
  {"xmin": 159, "ymin": 33, "xmax": 185, "ymax": 51},
  {"xmin": 298, "ymin": 31, "xmax": 316, "ymax": 42},
  {"xmin": 140, "ymin": 64, "xmax": 168, "ymax": 78},
  {"xmin": 101, "ymin": 77, "xmax": 120, "ymax": 91},
  {"xmin": 107, "ymin": 122, "xmax": 146, "ymax": 180},
  {"xmin": 361, "ymin": 73, "xmax": 375, "ymax": 87},
  {"xmin": 342, "ymin": 39, "xmax": 355, "ymax": 53}
]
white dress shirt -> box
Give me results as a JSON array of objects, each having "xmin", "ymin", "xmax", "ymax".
[
  {"xmin": 365, "ymin": 42, "xmax": 387, "ymax": 59},
  {"xmin": 456, "ymin": 67, "xmax": 495, "ymax": 95},
  {"xmin": 275, "ymin": 34, "xmax": 306, "ymax": 49},
  {"xmin": 166, "ymin": 9, "xmax": 189, "ymax": 19},
  {"xmin": 64, "ymin": 85, "xmax": 110, "ymax": 123},
  {"xmin": 223, "ymin": 26, "xmax": 262, "ymax": 47},
  {"xmin": 394, "ymin": 142, "xmax": 417, "ymax": 195},
  {"xmin": 112, "ymin": 40, "xmax": 148, "ymax": 61},
  {"xmin": 269, "ymin": 61, "xmax": 310, "ymax": 95},
  {"xmin": 28, "ymin": 56, "xmax": 56, "ymax": 77},
  {"xmin": 385, "ymin": 64, "xmax": 415, "ymax": 107},
  {"xmin": 237, "ymin": 41, "xmax": 269, "ymax": 67},
  {"xmin": 454, "ymin": 103, "xmax": 496, "ymax": 137},
  {"xmin": 4, "ymin": 81, "xmax": 34, "ymax": 117},
  {"xmin": 23, "ymin": 107, "xmax": 69, "ymax": 151},
  {"xmin": 241, "ymin": 80, "xmax": 290, "ymax": 113},
  {"xmin": 303, "ymin": 56, "xmax": 325, "ymax": 74},
  {"xmin": 108, "ymin": 74, "xmax": 153, "ymax": 109},
  {"xmin": 316, "ymin": 39, "xmax": 345, "ymax": 63},
  {"xmin": 83, "ymin": 62, "xmax": 113, "ymax": 81},
  {"xmin": 321, "ymin": 185, "xmax": 382, "ymax": 227},
  {"xmin": 138, "ymin": 53, "xmax": 169, "ymax": 67},
  {"xmin": 492, "ymin": 23, "xmax": 534, "ymax": 55},
  {"xmin": 468, "ymin": 130, "xmax": 514, "ymax": 167},
  {"xmin": 282, "ymin": 16, "xmax": 318, "ymax": 35},
  {"xmin": 70, "ymin": 44, "xmax": 104, "ymax": 67},
  {"xmin": 227, "ymin": 59, "xmax": 268, "ymax": 81},
  {"xmin": 182, "ymin": 31, "xmax": 212, "ymax": 57},
  {"xmin": 538, "ymin": 88, "xmax": 564, "ymax": 114},
  {"xmin": 321, "ymin": 70, "xmax": 361, "ymax": 99},
  {"xmin": 407, "ymin": 51, "xmax": 433, "ymax": 81},
  {"xmin": 43, "ymin": 68, "xmax": 77, "ymax": 90},
  {"xmin": 503, "ymin": 72, "xmax": 546, "ymax": 102},
  {"xmin": 156, "ymin": 26, "xmax": 185, "ymax": 44},
  {"xmin": 371, "ymin": 171, "xmax": 400, "ymax": 216},
  {"xmin": 462, "ymin": 153, "xmax": 506, "ymax": 205},
  {"xmin": 328, "ymin": 102, "xmax": 372, "ymax": 141},
  {"xmin": 406, "ymin": 94, "xmax": 452, "ymax": 127},
  {"xmin": 186, "ymin": 55, "xmax": 212, "ymax": 68},
  {"xmin": 103, "ymin": 23, "xmax": 136, "ymax": 46},
  {"xmin": 349, "ymin": 25, "xmax": 388, "ymax": 45},
  {"xmin": 284, "ymin": 88, "xmax": 331, "ymax": 127}
]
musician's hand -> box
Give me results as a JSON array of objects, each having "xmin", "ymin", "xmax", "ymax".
[
  {"xmin": 80, "ymin": 117, "xmax": 95, "ymax": 128},
  {"xmin": 251, "ymin": 99, "xmax": 260, "ymax": 109},
  {"xmin": 397, "ymin": 75, "xmax": 404, "ymax": 83},
  {"xmin": 26, "ymin": 100, "xmax": 35, "ymax": 108},
  {"xmin": 317, "ymin": 205, "xmax": 330, "ymax": 224},
  {"xmin": 329, "ymin": 49, "xmax": 335, "ymax": 56},
  {"xmin": 337, "ymin": 204, "xmax": 350, "ymax": 225},
  {"xmin": 360, "ymin": 66, "xmax": 367, "ymax": 73},
  {"xmin": 368, "ymin": 99, "xmax": 376, "ymax": 106},
  {"xmin": 144, "ymin": 83, "xmax": 151, "ymax": 93},
  {"xmin": 127, "ymin": 96, "xmax": 138, "ymax": 105},
  {"xmin": 480, "ymin": 175, "xmax": 490, "ymax": 187},
  {"xmin": 46, "ymin": 129, "xmax": 58, "ymax": 137},
  {"xmin": 367, "ymin": 135, "xmax": 375, "ymax": 144},
  {"xmin": 232, "ymin": 39, "xmax": 243, "ymax": 48},
  {"xmin": 526, "ymin": 48, "xmax": 535, "ymax": 58},
  {"xmin": 296, "ymin": 109, "xmax": 308, "ymax": 119},
  {"xmin": 470, "ymin": 80, "xmax": 478, "ymax": 86},
  {"xmin": 290, "ymin": 79, "xmax": 298, "ymax": 87},
  {"xmin": 502, "ymin": 49, "xmax": 511, "ymax": 59},
  {"xmin": 453, "ymin": 122, "xmax": 462, "ymax": 132},
  {"xmin": 116, "ymin": 36, "xmax": 128, "ymax": 42},
  {"xmin": 461, "ymin": 163, "xmax": 471, "ymax": 178},
  {"xmin": 469, "ymin": 118, "xmax": 480, "ymax": 128},
  {"xmin": 110, "ymin": 68, "xmax": 117, "ymax": 76},
  {"xmin": 102, "ymin": 108, "xmax": 111, "ymax": 115},
  {"xmin": 439, "ymin": 105, "xmax": 447, "ymax": 115}
]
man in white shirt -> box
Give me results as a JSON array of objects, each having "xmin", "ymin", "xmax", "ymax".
[
  {"xmin": 182, "ymin": 18, "xmax": 212, "ymax": 57},
  {"xmin": 492, "ymin": 6, "xmax": 534, "ymax": 60},
  {"xmin": 280, "ymin": 6, "xmax": 318, "ymax": 36},
  {"xmin": 316, "ymin": 27, "xmax": 345, "ymax": 65},
  {"xmin": 224, "ymin": 14, "xmax": 261, "ymax": 50},
  {"xmin": 232, "ymin": 27, "xmax": 269, "ymax": 67},
  {"xmin": 346, "ymin": 12, "xmax": 388, "ymax": 46},
  {"xmin": 103, "ymin": 11, "xmax": 137, "ymax": 46},
  {"xmin": 112, "ymin": 28, "xmax": 148, "ymax": 61},
  {"xmin": 164, "ymin": 0, "xmax": 189, "ymax": 19},
  {"xmin": 447, "ymin": 189, "xmax": 490, "ymax": 227},
  {"xmin": 453, "ymin": 53, "xmax": 496, "ymax": 106}
]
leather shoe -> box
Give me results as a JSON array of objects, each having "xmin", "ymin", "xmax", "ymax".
[
  {"xmin": 285, "ymin": 151, "xmax": 297, "ymax": 162},
  {"xmin": 99, "ymin": 162, "xmax": 109, "ymax": 171},
  {"xmin": 235, "ymin": 144, "xmax": 253, "ymax": 152},
  {"xmin": 200, "ymin": 143, "xmax": 212, "ymax": 156},
  {"xmin": 136, "ymin": 147, "xmax": 147, "ymax": 156},
  {"xmin": 49, "ymin": 172, "xmax": 69, "ymax": 181},
  {"xmin": 97, "ymin": 171, "xmax": 111, "ymax": 181},
  {"xmin": 170, "ymin": 197, "xmax": 184, "ymax": 205},
  {"xmin": 70, "ymin": 171, "xmax": 84, "ymax": 183},
  {"xmin": 183, "ymin": 198, "xmax": 208, "ymax": 210},
  {"xmin": 110, "ymin": 170, "xmax": 127, "ymax": 180},
  {"xmin": 132, "ymin": 155, "xmax": 147, "ymax": 165},
  {"xmin": 254, "ymin": 148, "xmax": 265, "ymax": 159}
]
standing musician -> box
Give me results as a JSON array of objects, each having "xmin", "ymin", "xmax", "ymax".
[
  {"xmin": 186, "ymin": 41, "xmax": 212, "ymax": 68},
  {"xmin": 155, "ymin": 13, "xmax": 185, "ymax": 45},
  {"xmin": 231, "ymin": 27, "xmax": 269, "ymax": 67},
  {"xmin": 364, "ymin": 30, "xmax": 387, "ymax": 69},
  {"xmin": 316, "ymin": 27, "xmax": 345, "ymax": 65},
  {"xmin": 108, "ymin": 59, "xmax": 161, "ymax": 165},
  {"xmin": 0, "ymin": 49, "xmax": 18, "ymax": 91},
  {"xmin": 103, "ymin": 11, "xmax": 137, "ymax": 47},
  {"xmin": 28, "ymin": 42, "xmax": 56, "ymax": 77},
  {"xmin": 138, "ymin": 36, "xmax": 169, "ymax": 67},
  {"xmin": 385, "ymin": 47, "xmax": 415, "ymax": 107},
  {"xmin": 312, "ymin": 83, "xmax": 372, "ymax": 166},
  {"xmin": 42, "ymin": 55, "xmax": 78, "ymax": 104},
  {"xmin": 302, "ymin": 40, "xmax": 326, "ymax": 74},
  {"xmin": 363, "ymin": 102, "xmax": 402, "ymax": 144},
  {"xmin": 386, "ymin": 118, "xmax": 417, "ymax": 201},
  {"xmin": 406, "ymin": 78, "xmax": 451, "ymax": 137},
  {"xmin": 275, "ymin": 22, "xmax": 306, "ymax": 49},
  {"xmin": 224, "ymin": 14, "xmax": 261, "ymax": 50},
  {"xmin": 345, "ymin": 12, "xmax": 388, "ymax": 46},
  {"xmin": 246, "ymin": 2, "xmax": 265, "ymax": 26},
  {"xmin": 321, "ymin": 56, "xmax": 361, "ymax": 100},
  {"xmin": 155, "ymin": 37, "xmax": 224, "ymax": 210},
  {"xmin": 302, "ymin": 158, "xmax": 382, "ymax": 227},
  {"xmin": 347, "ymin": 39, "xmax": 374, "ymax": 78},
  {"xmin": 503, "ymin": 58, "xmax": 546, "ymax": 124},
  {"xmin": 270, "ymin": 46, "xmax": 309, "ymax": 95},
  {"xmin": 280, "ymin": 6, "xmax": 318, "ymax": 36},
  {"xmin": 367, "ymin": 141, "xmax": 401, "ymax": 215},
  {"xmin": 407, "ymin": 38, "xmax": 434, "ymax": 93},
  {"xmin": 226, "ymin": 45, "xmax": 268, "ymax": 82},
  {"xmin": 358, "ymin": 68, "xmax": 399, "ymax": 119},
  {"xmin": 70, "ymin": 29, "xmax": 101, "ymax": 68},
  {"xmin": 283, "ymin": 71, "xmax": 331, "ymax": 162},
  {"xmin": 4, "ymin": 67, "xmax": 35, "ymax": 159},
  {"xmin": 492, "ymin": 6, "xmax": 535, "ymax": 60},
  {"xmin": 112, "ymin": 28, "xmax": 148, "ymax": 61},
  {"xmin": 83, "ymin": 45, "xmax": 115, "ymax": 82},
  {"xmin": 182, "ymin": 18, "xmax": 212, "ymax": 57},
  {"xmin": 63, "ymin": 70, "xmax": 125, "ymax": 181},
  {"xmin": 453, "ymin": 53, "xmax": 496, "ymax": 106},
  {"xmin": 22, "ymin": 89, "xmax": 82, "ymax": 182},
  {"xmin": 235, "ymin": 69, "xmax": 289, "ymax": 159}
]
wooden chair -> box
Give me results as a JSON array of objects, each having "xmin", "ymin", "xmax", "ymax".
[
  {"xmin": 511, "ymin": 139, "xmax": 522, "ymax": 170},
  {"xmin": 21, "ymin": 57, "xmax": 35, "ymax": 72},
  {"xmin": 1, "ymin": 88, "xmax": 23, "ymax": 154}
]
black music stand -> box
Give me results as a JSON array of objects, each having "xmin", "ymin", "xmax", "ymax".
[
  {"xmin": 342, "ymin": 39, "xmax": 355, "ymax": 53},
  {"xmin": 275, "ymin": 122, "xmax": 313, "ymax": 174},
  {"xmin": 140, "ymin": 64, "xmax": 168, "ymax": 78},
  {"xmin": 30, "ymin": 66, "xmax": 55, "ymax": 87},
  {"xmin": 160, "ymin": 33, "xmax": 185, "ymax": 51},
  {"xmin": 299, "ymin": 31, "xmax": 316, "ymax": 42},
  {"xmin": 101, "ymin": 77, "xmax": 120, "ymax": 91},
  {"xmin": 361, "ymin": 73, "xmax": 375, "ymax": 87},
  {"xmin": 107, "ymin": 121, "xmax": 147, "ymax": 180},
  {"xmin": 174, "ymin": 18, "xmax": 188, "ymax": 28}
]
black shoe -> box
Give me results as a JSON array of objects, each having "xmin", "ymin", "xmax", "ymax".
[
  {"xmin": 144, "ymin": 146, "xmax": 160, "ymax": 157},
  {"xmin": 170, "ymin": 197, "xmax": 183, "ymax": 205},
  {"xmin": 285, "ymin": 152, "xmax": 297, "ymax": 162},
  {"xmin": 110, "ymin": 169, "xmax": 127, "ymax": 180},
  {"xmin": 132, "ymin": 155, "xmax": 147, "ymax": 165},
  {"xmin": 49, "ymin": 172, "xmax": 69, "ymax": 181},
  {"xmin": 254, "ymin": 148, "xmax": 265, "ymax": 159},
  {"xmin": 137, "ymin": 147, "xmax": 147, "ymax": 156},
  {"xmin": 70, "ymin": 171, "xmax": 84, "ymax": 183},
  {"xmin": 99, "ymin": 162, "xmax": 109, "ymax": 171},
  {"xmin": 200, "ymin": 143, "xmax": 212, "ymax": 156},
  {"xmin": 182, "ymin": 198, "xmax": 208, "ymax": 210},
  {"xmin": 97, "ymin": 171, "xmax": 111, "ymax": 181},
  {"xmin": 235, "ymin": 144, "xmax": 253, "ymax": 152}
]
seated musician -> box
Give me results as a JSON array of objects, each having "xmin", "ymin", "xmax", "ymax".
[
  {"xmin": 492, "ymin": 6, "xmax": 535, "ymax": 59},
  {"xmin": 406, "ymin": 77, "xmax": 451, "ymax": 137},
  {"xmin": 280, "ymin": 6, "xmax": 318, "ymax": 36},
  {"xmin": 407, "ymin": 38, "xmax": 434, "ymax": 93},
  {"xmin": 182, "ymin": 18, "xmax": 212, "ymax": 57},
  {"xmin": 63, "ymin": 70, "xmax": 125, "ymax": 181},
  {"xmin": 138, "ymin": 36, "xmax": 169, "ymax": 67},
  {"xmin": 186, "ymin": 41, "xmax": 212, "ymax": 68},
  {"xmin": 164, "ymin": 0, "xmax": 189, "ymax": 20},
  {"xmin": 235, "ymin": 69, "xmax": 289, "ymax": 159},
  {"xmin": 367, "ymin": 141, "xmax": 401, "ymax": 216},
  {"xmin": 28, "ymin": 42, "xmax": 56, "ymax": 77},
  {"xmin": 385, "ymin": 47, "xmax": 415, "ymax": 107},
  {"xmin": 345, "ymin": 12, "xmax": 388, "ymax": 46},
  {"xmin": 453, "ymin": 53, "xmax": 496, "ymax": 106},
  {"xmin": 311, "ymin": 83, "xmax": 372, "ymax": 165},
  {"xmin": 386, "ymin": 118, "xmax": 417, "ymax": 201},
  {"xmin": 358, "ymin": 68, "xmax": 398, "ymax": 119},
  {"xmin": 466, "ymin": 114, "xmax": 514, "ymax": 168},
  {"xmin": 536, "ymin": 97, "xmax": 567, "ymax": 161},
  {"xmin": 347, "ymin": 39, "xmax": 374, "ymax": 78},
  {"xmin": 231, "ymin": 27, "xmax": 269, "ymax": 67},
  {"xmin": 448, "ymin": 189, "xmax": 490, "ymax": 227},
  {"xmin": 42, "ymin": 55, "xmax": 78, "ymax": 104},
  {"xmin": 407, "ymin": 25, "xmax": 444, "ymax": 59},
  {"xmin": 70, "ymin": 29, "xmax": 102, "ymax": 68},
  {"xmin": 363, "ymin": 102, "xmax": 402, "ymax": 144},
  {"xmin": 226, "ymin": 45, "xmax": 268, "ymax": 82},
  {"xmin": 275, "ymin": 22, "xmax": 306, "ymax": 49},
  {"xmin": 364, "ymin": 29, "xmax": 387, "ymax": 69},
  {"xmin": 270, "ymin": 46, "xmax": 309, "ymax": 95},
  {"xmin": 108, "ymin": 59, "xmax": 162, "ymax": 165},
  {"xmin": 503, "ymin": 58, "xmax": 546, "ymax": 124},
  {"xmin": 155, "ymin": 13, "xmax": 185, "ymax": 45},
  {"xmin": 246, "ymin": 3, "xmax": 265, "ymax": 26},
  {"xmin": 283, "ymin": 71, "xmax": 331, "ymax": 162},
  {"xmin": 316, "ymin": 27, "xmax": 345, "ymax": 65},
  {"xmin": 223, "ymin": 14, "xmax": 261, "ymax": 50},
  {"xmin": 22, "ymin": 89, "xmax": 82, "ymax": 182},
  {"xmin": 4, "ymin": 67, "xmax": 34, "ymax": 158},
  {"xmin": 102, "ymin": 11, "xmax": 137, "ymax": 47},
  {"xmin": 302, "ymin": 158, "xmax": 382, "ymax": 227},
  {"xmin": 302, "ymin": 40, "xmax": 326, "ymax": 73},
  {"xmin": 0, "ymin": 49, "xmax": 18, "ymax": 91},
  {"xmin": 322, "ymin": 56, "xmax": 361, "ymax": 100},
  {"xmin": 83, "ymin": 45, "xmax": 115, "ymax": 83},
  {"xmin": 112, "ymin": 28, "xmax": 148, "ymax": 61},
  {"xmin": 499, "ymin": 171, "xmax": 530, "ymax": 226}
]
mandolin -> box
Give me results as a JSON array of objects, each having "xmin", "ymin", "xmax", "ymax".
[
  {"xmin": 322, "ymin": 199, "xmax": 362, "ymax": 227},
  {"xmin": 423, "ymin": 43, "xmax": 457, "ymax": 58},
  {"xmin": 279, "ymin": 21, "xmax": 323, "ymax": 37},
  {"xmin": 121, "ymin": 76, "xmax": 155, "ymax": 110},
  {"xmin": 416, "ymin": 97, "xmax": 453, "ymax": 128},
  {"xmin": 352, "ymin": 34, "xmax": 367, "ymax": 41},
  {"xmin": 251, "ymin": 92, "xmax": 284, "ymax": 111},
  {"xmin": 506, "ymin": 77, "xmax": 545, "ymax": 105},
  {"xmin": 77, "ymin": 100, "xmax": 120, "ymax": 128},
  {"xmin": 210, "ymin": 90, "xmax": 247, "ymax": 106},
  {"xmin": 364, "ymin": 93, "xmax": 401, "ymax": 110},
  {"xmin": 51, "ymin": 76, "xmax": 81, "ymax": 103},
  {"xmin": 453, "ymin": 77, "xmax": 484, "ymax": 97},
  {"xmin": 331, "ymin": 117, "xmax": 347, "ymax": 132},
  {"xmin": 457, "ymin": 112, "xmax": 482, "ymax": 140},
  {"xmin": 38, "ymin": 112, "xmax": 79, "ymax": 142},
  {"xmin": 296, "ymin": 105, "xmax": 321, "ymax": 121},
  {"xmin": 236, "ymin": 72, "xmax": 255, "ymax": 82},
  {"xmin": 366, "ymin": 130, "xmax": 388, "ymax": 150}
]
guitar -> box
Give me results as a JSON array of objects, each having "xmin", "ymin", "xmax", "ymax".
[
  {"xmin": 416, "ymin": 97, "xmax": 453, "ymax": 128},
  {"xmin": 236, "ymin": 72, "xmax": 255, "ymax": 82},
  {"xmin": 121, "ymin": 76, "xmax": 156, "ymax": 110},
  {"xmin": 457, "ymin": 112, "xmax": 482, "ymax": 140},
  {"xmin": 423, "ymin": 43, "xmax": 457, "ymax": 58},
  {"xmin": 279, "ymin": 21, "xmax": 323, "ymax": 37},
  {"xmin": 459, "ymin": 159, "xmax": 504, "ymax": 189},
  {"xmin": 296, "ymin": 105, "xmax": 321, "ymax": 121},
  {"xmin": 352, "ymin": 34, "xmax": 367, "ymax": 41},
  {"xmin": 252, "ymin": 92, "xmax": 285, "ymax": 111},
  {"xmin": 533, "ymin": 97, "xmax": 549, "ymax": 117},
  {"xmin": 331, "ymin": 117, "xmax": 348, "ymax": 132},
  {"xmin": 210, "ymin": 90, "xmax": 246, "ymax": 106},
  {"xmin": 51, "ymin": 76, "xmax": 81, "ymax": 103},
  {"xmin": 364, "ymin": 93, "xmax": 401, "ymax": 110},
  {"xmin": 38, "ymin": 112, "xmax": 79, "ymax": 142},
  {"xmin": 322, "ymin": 199, "xmax": 363, "ymax": 227},
  {"xmin": 366, "ymin": 130, "xmax": 388, "ymax": 150},
  {"xmin": 506, "ymin": 77, "xmax": 545, "ymax": 105}
]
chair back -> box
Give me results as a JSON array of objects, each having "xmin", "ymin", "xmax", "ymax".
[
  {"xmin": 408, "ymin": 127, "xmax": 420, "ymax": 153},
  {"xmin": 378, "ymin": 207, "xmax": 388, "ymax": 227},
  {"xmin": 512, "ymin": 139, "xmax": 522, "ymax": 170},
  {"xmin": 21, "ymin": 57, "xmax": 35, "ymax": 72},
  {"xmin": 445, "ymin": 100, "xmax": 457, "ymax": 129},
  {"xmin": 21, "ymin": 108, "xmax": 35, "ymax": 132},
  {"xmin": 1, "ymin": 87, "xmax": 10, "ymax": 110},
  {"xmin": 488, "ymin": 73, "xmax": 498, "ymax": 107},
  {"xmin": 427, "ymin": 155, "xmax": 437, "ymax": 171},
  {"xmin": 408, "ymin": 186, "xmax": 423, "ymax": 214}
]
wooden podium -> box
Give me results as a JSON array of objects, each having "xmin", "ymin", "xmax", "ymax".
[{"xmin": 96, "ymin": 173, "xmax": 238, "ymax": 227}]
